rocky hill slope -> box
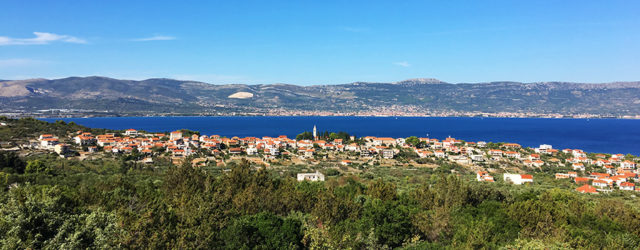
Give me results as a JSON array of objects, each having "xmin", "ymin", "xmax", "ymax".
[{"xmin": 1, "ymin": 76, "xmax": 639, "ymax": 116}]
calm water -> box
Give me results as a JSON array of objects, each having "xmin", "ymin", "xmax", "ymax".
[{"xmin": 41, "ymin": 116, "xmax": 640, "ymax": 155}]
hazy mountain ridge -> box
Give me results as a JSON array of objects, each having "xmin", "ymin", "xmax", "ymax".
[{"xmin": 1, "ymin": 76, "xmax": 640, "ymax": 116}]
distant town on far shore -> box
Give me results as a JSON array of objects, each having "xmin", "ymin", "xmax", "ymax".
[{"xmin": 2, "ymin": 76, "xmax": 640, "ymax": 119}]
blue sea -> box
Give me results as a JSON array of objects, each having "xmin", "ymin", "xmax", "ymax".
[{"xmin": 40, "ymin": 116, "xmax": 640, "ymax": 155}]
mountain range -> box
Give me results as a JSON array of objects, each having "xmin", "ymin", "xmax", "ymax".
[{"xmin": 1, "ymin": 76, "xmax": 639, "ymax": 116}]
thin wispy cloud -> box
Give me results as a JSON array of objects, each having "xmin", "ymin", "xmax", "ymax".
[
  {"xmin": 132, "ymin": 35, "xmax": 176, "ymax": 41},
  {"xmin": 393, "ymin": 61, "xmax": 411, "ymax": 67},
  {"xmin": 0, "ymin": 32, "xmax": 86, "ymax": 45}
]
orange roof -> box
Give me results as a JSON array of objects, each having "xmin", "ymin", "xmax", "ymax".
[
  {"xmin": 591, "ymin": 173, "xmax": 610, "ymax": 177},
  {"xmin": 620, "ymin": 172, "xmax": 637, "ymax": 178},
  {"xmin": 520, "ymin": 174, "xmax": 533, "ymax": 180},
  {"xmin": 576, "ymin": 185, "xmax": 598, "ymax": 194},
  {"xmin": 620, "ymin": 182, "xmax": 635, "ymax": 187},
  {"xmin": 377, "ymin": 137, "xmax": 395, "ymax": 141}
]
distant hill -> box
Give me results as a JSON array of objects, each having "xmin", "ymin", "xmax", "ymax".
[{"xmin": 1, "ymin": 76, "xmax": 640, "ymax": 116}]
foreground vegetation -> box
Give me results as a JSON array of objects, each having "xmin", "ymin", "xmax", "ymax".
[{"xmin": 0, "ymin": 151, "xmax": 638, "ymax": 249}]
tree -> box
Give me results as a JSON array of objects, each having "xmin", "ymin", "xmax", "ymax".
[
  {"xmin": 366, "ymin": 178, "xmax": 397, "ymax": 201},
  {"xmin": 0, "ymin": 185, "xmax": 122, "ymax": 248},
  {"xmin": 0, "ymin": 151, "xmax": 26, "ymax": 174},
  {"xmin": 46, "ymin": 209, "xmax": 123, "ymax": 248},
  {"xmin": 296, "ymin": 131, "xmax": 313, "ymax": 140},
  {"xmin": 406, "ymin": 136, "xmax": 420, "ymax": 146},
  {"xmin": 25, "ymin": 160, "xmax": 51, "ymax": 175},
  {"xmin": 221, "ymin": 212, "xmax": 304, "ymax": 249},
  {"xmin": 359, "ymin": 199, "xmax": 412, "ymax": 248}
]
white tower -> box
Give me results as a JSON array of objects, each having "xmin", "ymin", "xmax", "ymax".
[{"xmin": 313, "ymin": 125, "xmax": 317, "ymax": 140}]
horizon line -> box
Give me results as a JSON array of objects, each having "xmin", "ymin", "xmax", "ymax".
[{"xmin": 2, "ymin": 75, "xmax": 639, "ymax": 86}]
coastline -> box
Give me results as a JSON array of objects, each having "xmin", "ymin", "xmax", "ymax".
[
  {"xmin": 35, "ymin": 116, "xmax": 640, "ymax": 155},
  {"xmin": 6, "ymin": 112, "xmax": 639, "ymax": 120}
]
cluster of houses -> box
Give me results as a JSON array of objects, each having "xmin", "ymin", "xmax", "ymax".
[
  {"xmin": 556, "ymin": 171, "xmax": 639, "ymax": 193},
  {"xmin": 33, "ymin": 129, "xmax": 640, "ymax": 189},
  {"xmin": 36, "ymin": 130, "xmax": 407, "ymax": 161},
  {"xmin": 410, "ymin": 138, "xmax": 551, "ymax": 166},
  {"xmin": 552, "ymin": 151, "xmax": 640, "ymax": 193},
  {"xmin": 38, "ymin": 134, "xmax": 71, "ymax": 156}
]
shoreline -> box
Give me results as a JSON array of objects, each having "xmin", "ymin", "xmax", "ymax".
[
  {"xmin": 31, "ymin": 116, "xmax": 640, "ymax": 155},
  {"xmin": 11, "ymin": 113, "xmax": 640, "ymax": 120}
]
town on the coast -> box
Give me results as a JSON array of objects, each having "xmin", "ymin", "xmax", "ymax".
[{"xmin": 21, "ymin": 123, "xmax": 639, "ymax": 194}]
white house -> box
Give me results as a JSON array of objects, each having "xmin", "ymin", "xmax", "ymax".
[
  {"xmin": 345, "ymin": 143, "xmax": 359, "ymax": 151},
  {"xmin": 124, "ymin": 129, "xmax": 139, "ymax": 136},
  {"xmin": 40, "ymin": 138, "xmax": 59, "ymax": 149},
  {"xmin": 572, "ymin": 163, "xmax": 585, "ymax": 171},
  {"xmin": 54, "ymin": 144, "xmax": 70, "ymax": 155},
  {"xmin": 74, "ymin": 135, "xmax": 95, "ymax": 145},
  {"xmin": 270, "ymin": 148, "xmax": 280, "ymax": 156},
  {"xmin": 470, "ymin": 154, "xmax": 484, "ymax": 162},
  {"xmin": 504, "ymin": 151, "xmax": 520, "ymax": 159},
  {"xmin": 297, "ymin": 171, "xmax": 325, "ymax": 182},
  {"xmin": 621, "ymin": 161, "xmax": 636, "ymax": 170},
  {"xmin": 381, "ymin": 149, "xmax": 395, "ymax": 159},
  {"xmin": 373, "ymin": 137, "xmax": 397, "ymax": 146},
  {"xmin": 572, "ymin": 149, "xmax": 587, "ymax": 158},
  {"xmin": 619, "ymin": 182, "xmax": 635, "ymax": 191},
  {"xmin": 246, "ymin": 147, "xmax": 258, "ymax": 156},
  {"xmin": 170, "ymin": 131, "xmax": 183, "ymax": 141},
  {"xmin": 535, "ymin": 144, "xmax": 553, "ymax": 154},
  {"xmin": 489, "ymin": 149, "xmax": 503, "ymax": 157},
  {"xmin": 477, "ymin": 171, "xmax": 494, "ymax": 182},
  {"xmin": 503, "ymin": 173, "xmax": 533, "ymax": 185},
  {"xmin": 304, "ymin": 148, "xmax": 315, "ymax": 158}
]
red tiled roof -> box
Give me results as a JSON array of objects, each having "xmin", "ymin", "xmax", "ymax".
[
  {"xmin": 576, "ymin": 185, "xmax": 598, "ymax": 194},
  {"xmin": 520, "ymin": 174, "xmax": 533, "ymax": 180}
]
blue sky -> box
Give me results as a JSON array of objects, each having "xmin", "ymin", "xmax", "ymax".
[{"xmin": 1, "ymin": 1, "xmax": 639, "ymax": 85}]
